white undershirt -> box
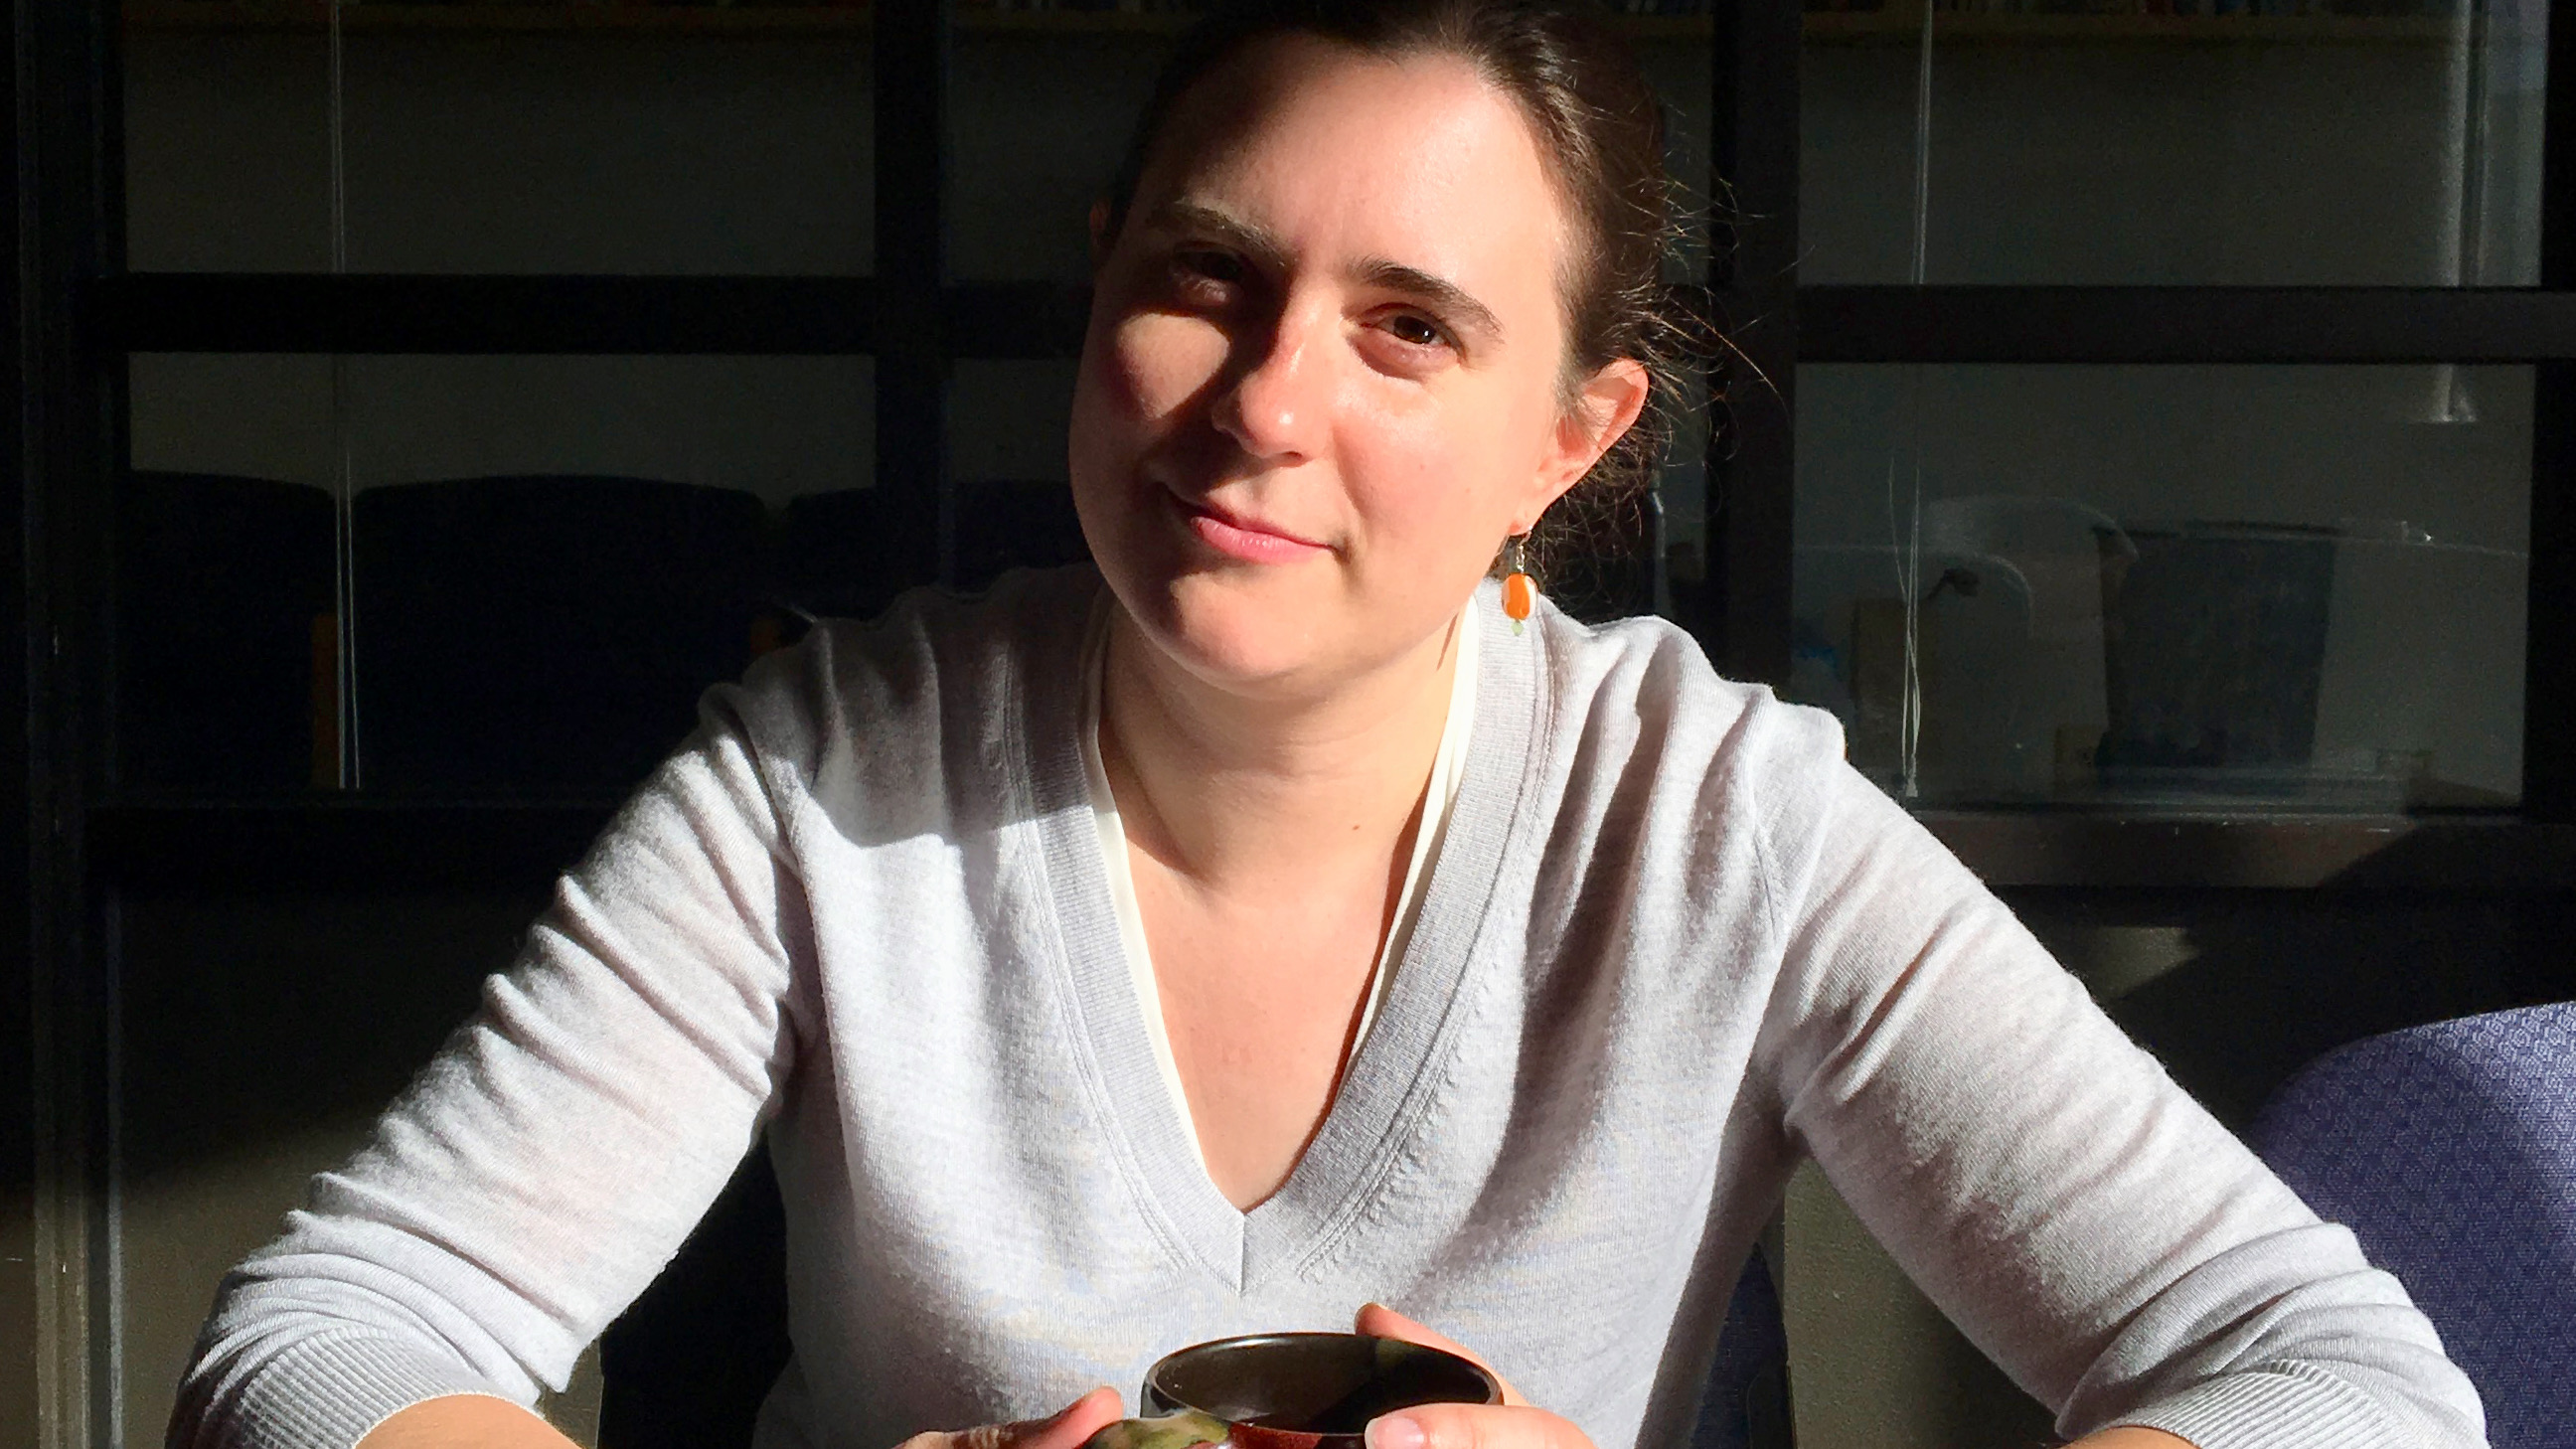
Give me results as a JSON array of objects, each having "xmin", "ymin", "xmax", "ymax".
[{"xmin": 1077, "ymin": 594, "xmax": 1481, "ymax": 1174}]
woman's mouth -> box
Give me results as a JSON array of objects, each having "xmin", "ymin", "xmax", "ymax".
[{"xmin": 1177, "ymin": 497, "xmax": 1330, "ymax": 564}]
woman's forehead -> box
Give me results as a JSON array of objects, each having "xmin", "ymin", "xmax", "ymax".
[{"xmin": 1132, "ymin": 36, "xmax": 1569, "ymax": 301}]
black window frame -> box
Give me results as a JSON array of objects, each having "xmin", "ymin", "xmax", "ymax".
[
  {"xmin": 74, "ymin": 0, "xmax": 2576, "ymax": 890},
  {"xmin": 16, "ymin": 5, "xmax": 2576, "ymax": 1447}
]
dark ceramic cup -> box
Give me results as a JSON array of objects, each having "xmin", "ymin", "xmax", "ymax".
[{"xmin": 1085, "ymin": 1333, "xmax": 1505, "ymax": 1449}]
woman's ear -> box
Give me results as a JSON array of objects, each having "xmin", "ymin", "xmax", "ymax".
[
  {"xmin": 1527, "ymin": 358, "xmax": 1651, "ymax": 519},
  {"xmin": 1088, "ymin": 199, "xmax": 1115, "ymax": 273}
]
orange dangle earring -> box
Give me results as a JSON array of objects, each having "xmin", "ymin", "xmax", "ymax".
[{"xmin": 1502, "ymin": 533, "xmax": 1535, "ymax": 636}]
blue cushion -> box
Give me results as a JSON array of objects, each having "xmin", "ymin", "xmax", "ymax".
[{"xmin": 2250, "ymin": 1003, "xmax": 2576, "ymax": 1449}]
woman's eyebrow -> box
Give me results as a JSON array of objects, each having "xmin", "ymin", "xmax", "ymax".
[
  {"xmin": 1147, "ymin": 201, "xmax": 1294, "ymax": 275},
  {"xmin": 1147, "ymin": 199, "xmax": 1505, "ymax": 347},
  {"xmin": 1355, "ymin": 258, "xmax": 1504, "ymax": 346}
]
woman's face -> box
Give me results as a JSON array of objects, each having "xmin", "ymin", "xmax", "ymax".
[{"xmin": 1068, "ymin": 35, "xmax": 1643, "ymax": 696}]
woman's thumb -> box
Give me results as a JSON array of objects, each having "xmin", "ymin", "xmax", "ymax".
[
  {"xmin": 1014, "ymin": 1386, "xmax": 1127, "ymax": 1449},
  {"xmin": 1354, "ymin": 1303, "xmax": 1522, "ymax": 1407}
]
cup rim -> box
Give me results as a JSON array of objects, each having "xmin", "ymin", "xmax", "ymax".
[{"xmin": 1141, "ymin": 1331, "xmax": 1506, "ymax": 1440}]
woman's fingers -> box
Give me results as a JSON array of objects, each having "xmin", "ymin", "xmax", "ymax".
[
  {"xmin": 1353, "ymin": 1305, "xmax": 1589, "ymax": 1449},
  {"xmin": 1363, "ymin": 1403, "xmax": 1592, "ymax": 1449},
  {"xmin": 933, "ymin": 1386, "xmax": 1128, "ymax": 1449},
  {"xmin": 1352, "ymin": 1302, "xmax": 1525, "ymax": 1406}
]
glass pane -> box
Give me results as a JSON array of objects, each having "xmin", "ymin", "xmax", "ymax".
[
  {"xmin": 1602, "ymin": 25, "xmax": 1718, "ymax": 624},
  {"xmin": 1531, "ymin": 361, "xmax": 1709, "ymax": 629},
  {"xmin": 948, "ymin": 359, "xmax": 1091, "ymax": 588},
  {"xmin": 1632, "ymin": 24, "xmax": 1718, "ymax": 286},
  {"xmin": 1791, "ymin": 364, "xmax": 2528, "ymax": 808},
  {"xmin": 121, "ymin": 356, "xmax": 340, "ymax": 797},
  {"xmin": 950, "ymin": 21, "xmax": 1179, "ymax": 283},
  {"xmin": 948, "ymin": 14, "xmax": 1718, "ymax": 282},
  {"xmin": 124, "ymin": 19, "xmax": 333, "ymax": 271},
  {"xmin": 339, "ymin": 355, "xmax": 876, "ymax": 795},
  {"xmin": 123, "ymin": 2, "xmax": 874, "ymax": 273},
  {"xmin": 1648, "ymin": 372, "xmax": 1715, "ymax": 625},
  {"xmin": 1800, "ymin": 0, "xmax": 2548, "ymax": 285},
  {"xmin": 124, "ymin": 354, "xmax": 879, "ymax": 799}
]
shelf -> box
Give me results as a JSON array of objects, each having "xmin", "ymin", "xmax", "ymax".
[
  {"xmin": 959, "ymin": 8, "xmax": 1191, "ymax": 34},
  {"xmin": 113, "ymin": 277, "xmax": 2576, "ymax": 366},
  {"xmin": 90, "ymin": 801, "xmax": 618, "ymax": 889},
  {"xmin": 122, "ymin": 1, "xmax": 876, "ymax": 36},
  {"xmin": 114, "ymin": 2, "xmax": 1676, "ymax": 39},
  {"xmin": 961, "ymin": 6, "xmax": 1709, "ymax": 38},
  {"xmin": 1803, "ymin": 10, "xmax": 2468, "ymax": 45},
  {"xmin": 119, "ymin": 1, "xmax": 2474, "ymax": 43},
  {"xmin": 1798, "ymin": 286, "xmax": 2576, "ymax": 366},
  {"xmin": 103, "ymin": 272, "xmax": 881, "ymax": 354},
  {"xmin": 1922, "ymin": 812, "xmax": 2576, "ymax": 891}
]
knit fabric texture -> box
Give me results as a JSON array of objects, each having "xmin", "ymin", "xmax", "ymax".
[
  {"xmin": 171, "ymin": 566, "xmax": 2487, "ymax": 1449},
  {"xmin": 2253, "ymin": 1003, "xmax": 2574, "ymax": 1449}
]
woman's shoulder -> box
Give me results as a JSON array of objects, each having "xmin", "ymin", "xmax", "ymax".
[
  {"xmin": 751, "ymin": 561, "xmax": 1092, "ymax": 690},
  {"xmin": 1530, "ymin": 599, "xmax": 1852, "ymax": 802},
  {"xmin": 1525, "ymin": 601, "xmax": 1952, "ymax": 935},
  {"xmin": 806, "ymin": 563, "xmax": 1091, "ymax": 667},
  {"xmin": 708, "ymin": 564, "xmax": 1098, "ymax": 788}
]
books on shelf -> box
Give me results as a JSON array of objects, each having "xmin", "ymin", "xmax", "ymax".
[
  {"xmin": 957, "ymin": 0, "xmax": 1715, "ymax": 12},
  {"xmin": 140, "ymin": 0, "xmax": 2470, "ymax": 21},
  {"xmin": 1805, "ymin": 0, "xmax": 2463, "ymax": 13},
  {"xmin": 968, "ymin": 0, "xmax": 1205, "ymax": 12},
  {"xmin": 1916, "ymin": 0, "xmax": 2452, "ymax": 13}
]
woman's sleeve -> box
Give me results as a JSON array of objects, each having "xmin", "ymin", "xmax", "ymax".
[
  {"xmin": 1751, "ymin": 734, "xmax": 2488, "ymax": 1449},
  {"xmin": 168, "ymin": 661, "xmax": 819, "ymax": 1449}
]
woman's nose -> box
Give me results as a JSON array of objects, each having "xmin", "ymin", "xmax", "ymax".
[{"xmin": 1208, "ymin": 306, "xmax": 1331, "ymax": 465}]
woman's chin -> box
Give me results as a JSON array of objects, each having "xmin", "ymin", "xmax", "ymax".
[{"xmin": 1117, "ymin": 568, "xmax": 1336, "ymax": 692}]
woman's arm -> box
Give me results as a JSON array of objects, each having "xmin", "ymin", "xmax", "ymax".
[
  {"xmin": 1354, "ymin": 1306, "xmax": 2204, "ymax": 1449},
  {"xmin": 352, "ymin": 1387, "xmax": 1137, "ymax": 1449},
  {"xmin": 352, "ymin": 1389, "xmax": 1135, "ymax": 1449},
  {"xmin": 171, "ymin": 659, "xmax": 819, "ymax": 1449},
  {"xmin": 1747, "ymin": 745, "xmax": 2483, "ymax": 1447}
]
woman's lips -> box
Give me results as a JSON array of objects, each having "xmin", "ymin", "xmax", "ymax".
[{"xmin": 1178, "ymin": 498, "xmax": 1329, "ymax": 564}]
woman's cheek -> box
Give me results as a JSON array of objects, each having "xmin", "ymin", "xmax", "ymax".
[
  {"xmin": 1346, "ymin": 418, "xmax": 1492, "ymax": 575},
  {"xmin": 1112, "ymin": 311, "xmax": 1231, "ymax": 419}
]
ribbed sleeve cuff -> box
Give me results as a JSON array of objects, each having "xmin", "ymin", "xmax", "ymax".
[
  {"xmin": 2113, "ymin": 1363, "xmax": 2401, "ymax": 1449},
  {"xmin": 215, "ymin": 1331, "xmax": 511, "ymax": 1449}
]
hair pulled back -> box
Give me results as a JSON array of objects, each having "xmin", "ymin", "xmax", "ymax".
[{"xmin": 1101, "ymin": 0, "xmax": 1697, "ymax": 588}]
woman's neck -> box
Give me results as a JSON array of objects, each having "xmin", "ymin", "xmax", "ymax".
[{"xmin": 1097, "ymin": 603, "xmax": 1463, "ymax": 900}]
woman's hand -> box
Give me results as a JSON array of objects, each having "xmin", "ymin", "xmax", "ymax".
[
  {"xmin": 900, "ymin": 1386, "xmax": 1129, "ymax": 1449},
  {"xmin": 357, "ymin": 1382, "xmax": 1126, "ymax": 1449},
  {"xmin": 354, "ymin": 1394, "xmax": 580, "ymax": 1449},
  {"xmin": 1352, "ymin": 1309, "xmax": 2198, "ymax": 1449},
  {"xmin": 1354, "ymin": 1305, "xmax": 1593, "ymax": 1449}
]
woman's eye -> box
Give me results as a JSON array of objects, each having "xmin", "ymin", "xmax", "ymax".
[
  {"xmin": 1385, "ymin": 313, "xmax": 1449, "ymax": 350},
  {"xmin": 1173, "ymin": 249, "xmax": 1244, "ymax": 287}
]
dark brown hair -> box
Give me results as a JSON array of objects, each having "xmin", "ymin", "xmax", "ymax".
[{"xmin": 1100, "ymin": 0, "xmax": 1698, "ymax": 588}]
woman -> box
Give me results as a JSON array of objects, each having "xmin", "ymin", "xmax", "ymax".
[{"xmin": 172, "ymin": 2, "xmax": 2484, "ymax": 1448}]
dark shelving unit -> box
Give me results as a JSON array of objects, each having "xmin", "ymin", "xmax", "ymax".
[
  {"xmin": 85, "ymin": 801, "xmax": 619, "ymax": 891},
  {"xmin": 18, "ymin": 2, "xmax": 2576, "ymax": 1447},
  {"xmin": 47, "ymin": 0, "xmax": 2576, "ymax": 1000}
]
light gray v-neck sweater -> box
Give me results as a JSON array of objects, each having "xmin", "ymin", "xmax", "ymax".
[{"xmin": 172, "ymin": 566, "xmax": 2485, "ymax": 1449}]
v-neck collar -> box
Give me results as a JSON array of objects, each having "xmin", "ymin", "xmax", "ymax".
[
  {"xmin": 1019, "ymin": 573, "xmax": 1546, "ymax": 1293},
  {"xmin": 1074, "ymin": 589, "xmax": 1483, "ymax": 1184}
]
